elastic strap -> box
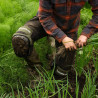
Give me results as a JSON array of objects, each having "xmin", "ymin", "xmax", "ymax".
[{"xmin": 13, "ymin": 26, "xmax": 33, "ymax": 45}]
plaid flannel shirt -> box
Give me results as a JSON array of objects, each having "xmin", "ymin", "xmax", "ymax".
[{"xmin": 38, "ymin": 0, "xmax": 98, "ymax": 42}]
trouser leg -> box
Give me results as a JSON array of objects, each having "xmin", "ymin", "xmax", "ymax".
[
  {"xmin": 54, "ymin": 34, "xmax": 77, "ymax": 76},
  {"xmin": 12, "ymin": 16, "xmax": 47, "ymax": 66}
]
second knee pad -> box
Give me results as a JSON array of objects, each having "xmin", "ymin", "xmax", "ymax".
[
  {"xmin": 12, "ymin": 26, "xmax": 33, "ymax": 57},
  {"xmin": 12, "ymin": 35, "xmax": 30, "ymax": 57}
]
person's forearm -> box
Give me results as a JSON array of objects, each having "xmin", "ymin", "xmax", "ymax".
[
  {"xmin": 81, "ymin": 1, "xmax": 98, "ymax": 38},
  {"xmin": 38, "ymin": 0, "xmax": 67, "ymax": 43}
]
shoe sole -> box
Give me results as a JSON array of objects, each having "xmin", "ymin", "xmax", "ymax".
[{"xmin": 12, "ymin": 35, "xmax": 30, "ymax": 57}]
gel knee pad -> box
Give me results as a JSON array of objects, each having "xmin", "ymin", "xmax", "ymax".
[
  {"xmin": 13, "ymin": 26, "xmax": 33, "ymax": 45},
  {"xmin": 12, "ymin": 35, "xmax": 30, "ymax": 57},
  {"xmin": 12, "ymin": 26, "xmax": 33, "ymax": 57}
]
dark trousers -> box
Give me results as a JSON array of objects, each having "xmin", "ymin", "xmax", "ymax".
[{"xmin": 14, "ymin": 16, "xmax": 77, "ymax": 70}]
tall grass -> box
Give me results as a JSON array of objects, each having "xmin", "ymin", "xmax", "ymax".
[
  {"xmin": 0, "ymin": 0, "xmax": 98, "ymax": 97},
  {"xmin": 0, "ymin": 0, "xmax": 39, "ymax": 52},
  {"xmin": 0, "ymin": 69, "xmax": 97, "ymax": 98},
  {"xmin": 81, "ymin": 72, "xmax": 97, "ymax": 98},
  {"xmin": 0, "ymin": 49, "xmax": 30, "ymax": 94}
]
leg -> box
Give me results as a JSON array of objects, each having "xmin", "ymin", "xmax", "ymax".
[
  {"xmin": 12, "ymin": 16, "xmax": 47, "ymax": 66},
  {"xmin": 54, "ymin": 34, "xmax": 77, "ymax": 77},
  {"xmin": 47, "ymin": 37, "xmax": 56, "ymax": 69}
]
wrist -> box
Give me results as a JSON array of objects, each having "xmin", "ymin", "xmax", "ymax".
[
  {"xmin": 81, "ymin": 33, "xmax": 89, "ymax": 39},
  {"xmin": 56, "ymin": 35, "xmax": 67, "ymax": 43},
  {"xmin": 62, "ymin": 36, "xmax": 74, "ymax": 44},
  {"xmin": 62, "ymin": 36, "xmax": 67, "ymax": 43},
  {"xmin": 80, "ymin": 35, "xmax": 88, "ymax": 40}
]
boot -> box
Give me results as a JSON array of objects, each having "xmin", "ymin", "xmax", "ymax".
[
  {"xmin": 52, "ymin": 45, "xmax": 76, "ymax": 80},
  {"xmin": 12, "ymin": 35, "xmax": 30, "ymax": 58}
]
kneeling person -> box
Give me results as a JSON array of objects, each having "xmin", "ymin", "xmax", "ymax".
[{"xmin": 12, "ymin": 0, "xmax": 98, "ymax": 77}]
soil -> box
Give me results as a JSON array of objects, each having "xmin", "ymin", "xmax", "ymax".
[
  {"xmin": 24, "ymin": 62, "xmax": 97, "ymax": 98},
  {"xmin": 13, "ymin": 61, "xmax": 97, "ymax": 98},
  {"xmin": 13, "ymin": 49, "xmax": 98, "ymax": 98}
]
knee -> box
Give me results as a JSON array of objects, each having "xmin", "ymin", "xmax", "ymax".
[
  {"xmin": 12, "ymin": 26, "xmax": 33, "ymax": 57},
  {"xmin": 12, "ymin": 35, "xmax": 30, "ymax": 58},
  {"xmin": 13, "ymin": 25, "xmax": 33, "ymax": 45}
]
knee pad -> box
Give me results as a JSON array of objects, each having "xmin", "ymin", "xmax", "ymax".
[
  {"xmin": 13, "ymin": 26, "xmax": 33, "ymax": 45},
  {"xmin": 12, "ymin": 26, "xmax": 33, "ymax": 57},
  {"xmin": 12, "ymin": 35, "xmax": 30, "ymax": 57}
]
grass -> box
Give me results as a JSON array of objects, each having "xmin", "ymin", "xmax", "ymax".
[
  {"xmin": 0, "ymin": 0, "xmax": 98, "ymax": 97},
  {"xmin": 0, "ymin": 68, "xmax": 97, "ymax": 98},
  {"xmin": 0, "ymin": 0, "xmax": 39, "ymax": 52},
  {"xmin": 0, "ymin": 49, "xmax": 30, "ymax": 94},
  {"xmin": 81, "ymin": 72, "xmax": 97, "ymax": 98}
]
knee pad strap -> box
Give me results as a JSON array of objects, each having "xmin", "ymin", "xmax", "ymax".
[{"xmin": 13, "ymin": 26, "xmax": 33, "ymax": 45}]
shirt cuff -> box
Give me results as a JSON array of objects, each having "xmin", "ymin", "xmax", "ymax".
[
  {"xmin": 52, "ymin": 28, "xmax": 67, "ymax": 43},
  {"xmin": 81, "ymin": 32, "xmax": 93, "ymax": 39},
  {"xmin": 55, "ymin": 34, "xmax": 67, "ymax": 43}
]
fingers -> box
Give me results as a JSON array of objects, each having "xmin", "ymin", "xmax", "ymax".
[
  {"xmin": 65, "ymin": 42, "xmax": 77, "ymax": 51},
  {"xmin": 62, "ymin": 37, "xmax": 77, "ymax": 51},
  {"xmin": 73, "ymin": 44, "xmax": 77, "ymax": 50},
  {"xmin": 76, "ymin": 35, "xmax": 87, "ymax": 48},
  {"xmin": 76, "ymin": 39, "xmax": 87, "ymax": 48}
]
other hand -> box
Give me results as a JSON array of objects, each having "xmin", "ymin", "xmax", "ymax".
[
  {"xmin": 76, "ymin": 35, "xmax": 87, "ymax": 48},
  {"xmin": 62, "ymin": 37, "xmax": 77, "ymax": 51}
]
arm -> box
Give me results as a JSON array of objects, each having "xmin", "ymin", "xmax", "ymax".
[
  {"xmin": 38, "ymin": 0, "xmax": 77, "ymax": 50},
  {"xmin": 76, "ymin": 0, "xmax": 98, "ymax": 47},
  {"xmin": 38, "ymin": 0, "xmax": 66, "ymax": 43},
  {"xmin": 81, "ymin": 0, "xmax": 98, "ymax": 38}
]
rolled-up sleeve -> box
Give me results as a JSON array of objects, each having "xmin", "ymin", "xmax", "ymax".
[
  {"xmin": 38, "ymin": 0, "xmax": 67, "ymax": 42},
  {"xmin": 81, "ymin": 0, "xmax": 98, "ymax": 38}
]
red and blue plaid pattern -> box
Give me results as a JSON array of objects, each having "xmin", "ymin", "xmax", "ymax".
[{"xmin": 38, "ymin": 0, "xmax": 98, "ymax": 42}]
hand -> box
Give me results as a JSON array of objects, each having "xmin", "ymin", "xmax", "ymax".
[
  {"xmin": 76, "ymin": 35, "xmax": 87, "ymax": 48},
  {"xmin": 62, "ymin": 37, "xmax": 77, "ymax": 51}
]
